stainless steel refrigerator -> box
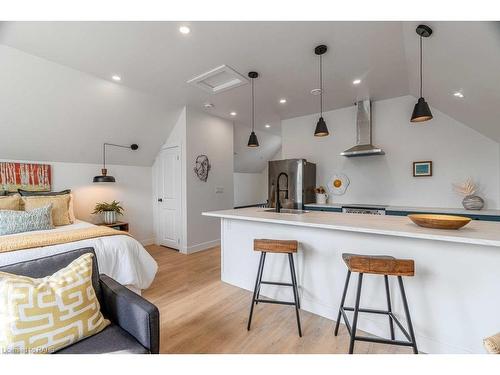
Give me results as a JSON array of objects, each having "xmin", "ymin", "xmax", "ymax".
[{"xmin": 268, "ymin": 159, "xmax": 316, "ymax": 209}]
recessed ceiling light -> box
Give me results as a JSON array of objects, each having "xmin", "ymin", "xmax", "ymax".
[
  {"xmin": 453, "ymin": 92, "xmax": 464, "ymax": 98},
  {"xmin": 230, "ymin": 111, "xmax": 237, "ymax": 116},
  {"xmin": 279, "ymin": 98, "xmax": 287, "ymax": 104},
  {"xmin": 353, "ymin": 79, "xmax": 362, "ymax": 85},
  {"xmin": 112, "ymin": 75, "xmax": 121, "ymax": 82},
  {"xmin": 203, "ymin": 103, "xmax": 214, "ymax": 109},
  {"xmin": 265, "ymin": 124, "xmax": 271, "ymax": 128},
  {"xmin": 310, "ymin": 88, "xmax": 322, "ymax": 96},
  {"xmin": 179, "ymin": 26, "xmax": 190, "ymax": 34}
]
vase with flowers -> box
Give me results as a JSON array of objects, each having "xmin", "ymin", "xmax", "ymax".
[
  {"xmin": 315, "ymin": 186, "xmax": 328, "ymax": 204},
  {"xmin": 92, "ymin": 200, "xmax": 124, "ymax": 224},
  {"xmin": 453, "ymin": 178, "xmax": 484, "ymax": 210}
]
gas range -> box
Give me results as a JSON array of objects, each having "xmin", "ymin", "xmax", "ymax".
[{"xmin": 341, "ymin": 204, "xmax": 387, "ymax": 215}]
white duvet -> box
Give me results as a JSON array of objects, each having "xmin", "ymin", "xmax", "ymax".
[{"xmin": 0, "ymin": 220, "xmax": 158, "ymax": 291}]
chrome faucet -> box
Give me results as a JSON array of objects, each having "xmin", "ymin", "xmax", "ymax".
[{"xmin": 275, "ymin": 172, "xmax": 289, "ymax": 213}]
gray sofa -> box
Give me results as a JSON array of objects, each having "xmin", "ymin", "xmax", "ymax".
[{"xmin": 0, "ymin": 247, "xmax": 160, "ymax": 354}]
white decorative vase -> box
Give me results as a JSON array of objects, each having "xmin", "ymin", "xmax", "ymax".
[
  {"xmin": 103, "ymin": 211, "xmax": 117, "ymax": 224},
  {"xmin": 316, "ymin": 193, "xmax": 328, "ymax": 205}
]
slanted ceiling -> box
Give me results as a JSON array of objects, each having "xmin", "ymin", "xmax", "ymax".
[
  {"xmin": 234, "ymin": 123, "xmax": 281, "ymax": 173},
  {"xmin": 0, "ymin": 21, "xmax": 499, "ymax": 167}
]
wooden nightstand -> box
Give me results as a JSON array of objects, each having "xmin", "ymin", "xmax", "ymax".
[{"xmin": 98, "ymin": 221, "xmax": 129, "ymax": 232}]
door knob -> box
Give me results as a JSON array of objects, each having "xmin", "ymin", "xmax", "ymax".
[{"xmin": 158, "ymin": 198, "xmax": 163, "ymax": 202}]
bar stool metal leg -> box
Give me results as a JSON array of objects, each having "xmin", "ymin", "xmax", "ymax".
[
  {"xmin": 348, "ymin": 273, "xmax": 363, "ymax": 354},
  {"xmin": 334, "ymin": 270, "xmax": 351, "ymax": 336},
  {"xmin": 384, "ymin": 275, "xmax": 395, "ymax": 340},
  {"xmin": 255, "ymin": 252, "xmax": 267, "ymax": 304},
  {"xmin": 247, "ymin": 252, "xmax": 266, "ymax": 331},
  {"xmin": 289, "ymin": 253, "xmax": 301, "ymax": 309},
  {"xmin": 398, "ymin": 276, "xmax": 418, "ymax": 354},
  {"xmin": 288, "ymin": 253, "xmax": 302, "ymax": 337}
]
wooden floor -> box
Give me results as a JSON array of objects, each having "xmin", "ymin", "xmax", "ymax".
[{"xmin": 143, "ymin": 245, "xmax": 410, "ymax": 354}]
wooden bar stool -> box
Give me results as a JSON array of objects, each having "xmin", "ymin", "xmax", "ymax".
[
  {"xmin": 334, "ymin": 253, "xmax": 418, "ymax": 354},
  {"xmin": 247, "ymin": 239, "xmax": 302, "ymax": 337}
]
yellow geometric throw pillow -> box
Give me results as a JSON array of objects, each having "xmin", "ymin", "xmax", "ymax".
[{"xmin": 0, "ymin": 253, "xmax": 110, "ymax": 354}]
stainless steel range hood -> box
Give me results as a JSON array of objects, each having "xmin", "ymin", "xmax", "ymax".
[{"xmin": 341, "ymin": 100, "xmax": 384, "ymax": 157}]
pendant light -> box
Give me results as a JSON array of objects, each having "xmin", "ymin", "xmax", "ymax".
[
  {"xmin": 314, "ymin": 45, "xmax": 329, "ymax": 137},
  {"xmin": 93, "ymin": 143, "xmax": 139, "ymax": 182},
  {"xmin": 411, "ymin": 24, "xmax": 433, "ymax": 123},
  {"xmin": 247, "ymin": 71, "xmax": 259, "ymax": 147}
]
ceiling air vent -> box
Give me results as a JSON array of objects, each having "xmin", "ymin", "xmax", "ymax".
[{"xmin": 187, "ymin": 65, "xmax": 248, "ymax": 94}]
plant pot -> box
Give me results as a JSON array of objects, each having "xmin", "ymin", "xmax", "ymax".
[
  {"xmin": 103, "ymin": 211, "xmax": 117, "ymax": 224},
  {"xmin": 316, "ymin": 193, "xmax": 328, "ymax": 205},
  {"xmin": 462, "ymin": 195, "xmax": 484, "ymax": 210}
]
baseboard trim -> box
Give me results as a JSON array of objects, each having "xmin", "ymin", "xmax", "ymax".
[
  {"xmin": 186, "ymin": 239, "xmax": 220, "ymax": 254},
  {"xmin": 139, "ymin": 237, "xmax": 156, "ymax": 247}
]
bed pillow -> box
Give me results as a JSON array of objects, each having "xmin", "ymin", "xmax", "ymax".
[
  {"xmin": 0, "ymin": 204, "xmax": 54, "ymax": 235},
  {"xmin": 17, "ymin": 189, "xmax": 71, "ymax": 197},
  {"xmin": 0, "ymin": 190, "xmax": 7, "ymax": 196},
  {"xmin": 21, "ymin": 195, "xmax": 72, "ymax": 226},
  {"xmin": 17, "ymin": 190, "xmax": 75, "ymax": 222},
  {"xmin": 0, "ymin": 194, "xmax": 21, "ymax": 211},
  {"xmin": 0, "ymin": 253, "xmax": 110, "ymax": 354}
]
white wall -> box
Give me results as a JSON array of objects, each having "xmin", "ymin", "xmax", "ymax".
[
  {"xmin": 233, "ymin": 173, "xmax": 267, "ymax": 207},
  {"xmin": 185, "ymin": 108, "xmax": 234, "ymax": 253},
  {"xmin": 281, "ymin": 96, "xmax": 500, "ymax": 209},
  {"xmin": 153, "ymin": 108, "xmax": 234, "ymax": 254},
  {"xmin": 1, "ymin": 159, "xmax": 154, "ymax": 245},
  {"xmin": 0, "ymin": 44, "xmax": 179, "ymax": 167}
]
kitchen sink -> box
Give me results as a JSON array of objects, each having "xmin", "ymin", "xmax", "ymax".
[{"xmin": 263, "ymin": 209, "xmax": 309, "ymax": 215}]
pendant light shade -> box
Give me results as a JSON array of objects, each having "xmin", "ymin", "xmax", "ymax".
[
  {"xmin": 247, "ymin": 131, "xmax": 259, "ymax": 147},
  {"xmin": 411, "ymin": 24, "xmax": 433, "ymax": 123},
  {"xmin": 247, "ymin": 71, "xmax": 260, "ymax": 147},
  {"xmin": 93, "ymin": 143, "xmax": 139, "ymax": 183},
  {"xmin": 314, "ymin": 45, "xmax": 329, "ymax": 137},
  {"xmin": 93, "ymin": 168, "xmax": 116, "ymax": 183},
  {"xmin": 411, "ymin": 97, "xmax": 433, "ymax": 123},
  {"xmin": 315, "ymin": 117, "xmax": 329, "ymax": 137}
]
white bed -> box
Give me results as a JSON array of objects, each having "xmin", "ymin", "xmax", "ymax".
[{"xmin": 0, "ymin": 220, "xmax": 158, "ymax": 293}]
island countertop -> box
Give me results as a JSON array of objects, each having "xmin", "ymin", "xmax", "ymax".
[{"xmin": 203, "ymin": 207, "xmax": 500, "ymax": 247}]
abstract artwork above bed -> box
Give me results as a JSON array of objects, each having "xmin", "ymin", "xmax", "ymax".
[{"xmin": 0, "ymin": 162, "xmax": 51, "ymax": 192}]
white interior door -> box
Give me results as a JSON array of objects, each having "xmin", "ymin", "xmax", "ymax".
[{"xmin": 157, "ymin": 146, "xmax": 181, "ymax": 250}]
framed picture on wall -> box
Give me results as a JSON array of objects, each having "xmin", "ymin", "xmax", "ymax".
[
  {"xmin": 413, "ymin": 161, "xmax": 432, "ymax": 177},
  {"xmin": 0, "ymin": 162, "xmax": 51, "ymax": 192}
]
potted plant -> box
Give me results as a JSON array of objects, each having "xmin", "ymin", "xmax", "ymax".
[
  {"xmin": 314, "ymin": 186, "xmax": 328, "ymax": 205},
  {"xmin": 92, "ymin": 200, "xmax": 124, "ymax": 224},
  {"xmin": 453, "ymin": 178, "xmax": 484, "ymax": 210}
]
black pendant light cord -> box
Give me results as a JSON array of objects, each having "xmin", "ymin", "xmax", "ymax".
[
  {"xmin": 251, "ymin": 77, "xmax": 255, "ymax": 132},
  {"xmin": 419, "ymin": 35, "xmax": 423, "ymax": 98},
  {"xmin": 319, "ymin": 54, "xmax": 323, "ymax": 116}
]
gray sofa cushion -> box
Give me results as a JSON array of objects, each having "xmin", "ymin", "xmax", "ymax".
[
  {"xmin": 0, "ymin": 247, "xmax": 102, "ymax": 303},
  {"xmin": 55, "ymin": 324, "xmax": 149, "ymax": 354}
]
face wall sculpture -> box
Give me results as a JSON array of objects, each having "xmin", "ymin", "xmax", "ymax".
[{"xmin": 194, "ymin": 155, "xmax": 211, "ymax": 182}]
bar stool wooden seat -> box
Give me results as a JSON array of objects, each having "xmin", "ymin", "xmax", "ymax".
[
  {"xmin": 334, "ymin": 253, "xmax": 418, "ymax": 354},
  {"xmin": 247, "ymin": 239, "xmax": 302, "ymax": 337}
]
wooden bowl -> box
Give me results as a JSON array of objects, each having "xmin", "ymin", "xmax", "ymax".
[{"xmin": 408, "ymin": 214, "xmax": 472, "ymax": 230}]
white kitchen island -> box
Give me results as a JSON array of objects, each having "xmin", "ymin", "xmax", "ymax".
[{"xmin": 203, "ymin": 207, "xmax": 500, "ymax": 354}]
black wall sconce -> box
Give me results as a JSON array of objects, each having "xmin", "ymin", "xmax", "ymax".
[{"xmin": 93, "ymin": 143, "xmax": 139, "ymax": 183}]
